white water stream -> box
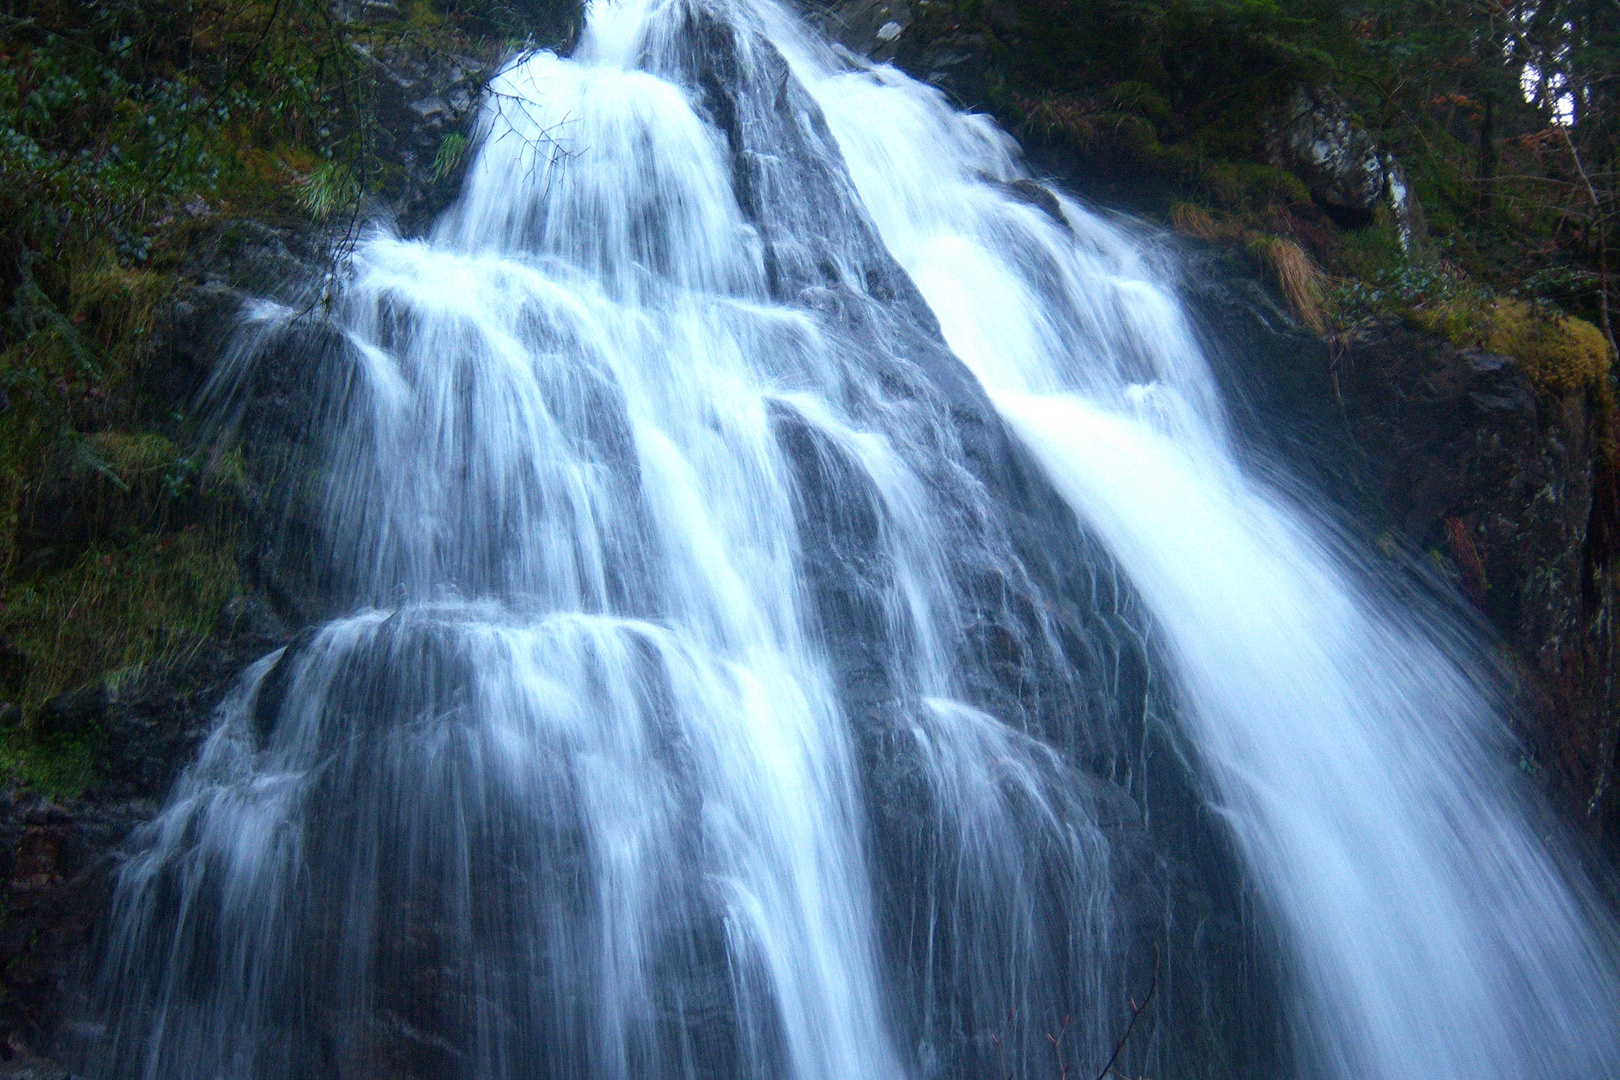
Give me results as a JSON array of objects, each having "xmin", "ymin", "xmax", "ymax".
[
  {"xmin": 88, "ymin": 1, "xmax": 1620, "ymax": 1077},
  {"xmin": 773, "ymin": 17, "xmax": 1620, "ymax": 1077}
]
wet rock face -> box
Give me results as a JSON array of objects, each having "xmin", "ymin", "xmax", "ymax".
[
  {"xmin": 0, "ymin": 25, "xmax": 499, "ymax": 1071},
  {"xmin": 803, "ymin": 0, "xmax": 1609, "ymax": 847},
  {"xmin": 815, "ymin": 0, "xmax": 914, "ymax": 63},
  {"xmin": 653, "ymin": 14, "xmax": 1282, "ymax": 1077},
  {"xmin": 1186, "ymin": 253, "xmax": 1617, "ymax": 846},
  {"xmin": 337, "ymin": 0, "xmax": 586, "ymax": 230},
  {"xmin": 355, "ymin": 36, "xmax": 494, "ymax": 230},
  {"xmin": 2, "ymin": 10, "xmax": 1280, "ymax": 1077},
  {"xmin": 0, "ymin": 215, "xmax": 325, "ymax": 1070},
  {"xmin": 0, "ymin": 615, "xmax": 285, "ymax": 1068},
  {"xmin": 1321, "ymin": 322, "xmax": 1620, "ymax": 843},
  {"xmin": 1330, "ymin": 323, "xmax": 1589, "ymax": 639},
  {"xmin": 805, "ymin": 0, "xmax": 993, "ymax": 105}
]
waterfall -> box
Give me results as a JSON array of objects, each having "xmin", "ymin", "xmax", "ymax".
[
  {"xmin": 770, "ymin": 22, "xmax": 1620, "ymax": 1079},
  {"xmin": 82, "ymin": 0, "xmax": 1620, "ymax": 1078}
]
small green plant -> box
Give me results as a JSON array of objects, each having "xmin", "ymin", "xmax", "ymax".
[
  {"xmin": 1331, "ymin": 261, "xmax": 1473, "ymax": 321},
  {"xmin": 432, "ymin": 131, "xmax": 470, "ymax": 183},
  {"xmin": 295, "ymin": 161, "xmax": 361, "ymax": 219}
]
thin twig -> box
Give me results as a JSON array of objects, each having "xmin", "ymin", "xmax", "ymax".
[
  {"xmin": 989, "ymin": 1003, "xmax": 1015, "ymax": 1080},
  {"xmin": 1047, "ymin": 1014, "xmax": 1070, "ymax": 1080},
  {"xmin": 1558, "ymin": 124, "xmax": 1619, "ymax": 362},
  {"xmin": 1094, "ymin": 959, "xmax": 1158, "ymax": 1080}
]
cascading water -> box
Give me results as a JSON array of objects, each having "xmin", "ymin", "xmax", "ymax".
[
  {"xmin": 771, "ymin": 23, "xmax": 1620, "ymax": 1079},
  {"xmin": 81, "ymin": 0, "xmax": 1620, "ymax": 1078}
]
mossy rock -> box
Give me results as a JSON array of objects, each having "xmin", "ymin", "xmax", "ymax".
[
  {"xmin": 0, "ymin": 531, "xmax": 240, "ymax": 714},
  {"xmin": 1408, "ymin": 296, "xmax": 1611, "ymax": 393},
  {"xmin": 81, "ymin": 431, "xmax": 183, "ymax": 482}
]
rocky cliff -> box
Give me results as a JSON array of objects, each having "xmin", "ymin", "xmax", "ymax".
[
  {"xmin": 810, "ymin": 0, "xmax": 1620, "ymax": 862},
  {"xmin": 1, "ymin": 0, "xmax": 1616, "ymax": 1074},
  {"xmin": 0, "ymin": 6, "xmax": 558, "ymax": 1067}
]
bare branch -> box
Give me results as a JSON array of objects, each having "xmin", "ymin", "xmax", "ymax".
[
  {"xmin": 1094, "ymin": 955, "xmax": 1158, "ymax": 1080},
  {"xmin": 1557, "ymin": 124, "xmax": 1619, "ymax": 361}
]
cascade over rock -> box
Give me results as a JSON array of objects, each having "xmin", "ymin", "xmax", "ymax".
[{"xmin": 41, "ymin": 1, "xmax": 1620, "ymax": 1079}]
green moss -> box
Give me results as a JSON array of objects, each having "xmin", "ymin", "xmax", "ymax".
[
  {"xmin": 408, "ymin": 0, "xmax": 448, "ymax": 30},
  {"xmin": 1335, "ymin": 210, "xmax": 1410, "ymax": 282},
  {"xmin": 81, "ymin": 431, "xmax": 183, "ymax": 483},
  {"xmin": 1408, "ymin": 296, "xmax": 1611, "ymax": 392},
  {"xmin": 0, "ymin": 733, "xmax": 103, "ymax": 801},
  {"xmin": 1203, "ymin": 161, "xmax": 1309, "ymax": 211},
  {"xmin": 0, "ymin": 529, "xmax": 240, "ymax": 715}
]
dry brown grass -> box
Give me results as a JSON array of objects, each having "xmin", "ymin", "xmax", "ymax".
[
  {"xmin": 1250, "ymin": 236, "xmax": 1329, "ymax": 334},
  {"xmin": 1170, "ymin": 201, "xmax": 1221, "ymax": 241},
  {"xmin": 1171, "ymin": 208, "xmax": 1329, "ymax": 334}
]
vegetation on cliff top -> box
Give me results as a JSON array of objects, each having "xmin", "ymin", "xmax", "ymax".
[
  {"xmin": 905, "ymin": 0, "xmax": 1616, "ymax": 383},
  {"xmin": 0, "ymin": 0, "xmax": 578, "ymax": 793},
  {"xmin": 1, "ymin": 0, "xmax": 1615, "ymax": 791}
]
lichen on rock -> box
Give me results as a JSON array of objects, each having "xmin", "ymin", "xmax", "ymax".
[{"xmin": 1267, "ymin": 86, "xmax": 1427, "ymax": 254}]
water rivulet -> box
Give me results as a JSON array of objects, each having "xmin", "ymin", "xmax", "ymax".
[{"xmin": 81, "ymin": 1, "xmax": 1620, "ymax": 1078}]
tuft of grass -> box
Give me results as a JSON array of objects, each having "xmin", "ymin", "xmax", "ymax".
[
  {"xmin": 1248, "ymin": 235, "xmax": 1328, "ymax": 333},
  {"xmin": 432, "ymin": 131, "xmax": 470, "ymax": 184},
  {"xmin": 295, "ymin": 161, "xmax": 361, "ymax": 220},
  {"xmin": 1170, "ymin": 201, "xmax": 1220, "ymax": 240},
  {"xmin": 1167, "ymin": 202, "xmax": 1338, "ymax": 334}
]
